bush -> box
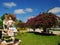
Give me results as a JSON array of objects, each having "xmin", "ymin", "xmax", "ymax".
[
  {"xmin": 17, "ymin": 27, "xmax": 27, "ymax": 31},
  {"xmin": 0, "ymin": 20, "xmax": 3, "ymax": 29}
]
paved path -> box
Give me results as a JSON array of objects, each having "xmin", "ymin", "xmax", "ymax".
[
  {"xmin": 20, "ymin": 28, "xmax": 60, "ymax": 35},
  {"xmin": 53, "ymin": 31, "xmax": 60, "ymax": 34}
]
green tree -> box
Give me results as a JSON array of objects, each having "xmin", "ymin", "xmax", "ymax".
[
  {"xmin": 1, "ymin": 13, "xmax": 8, "ymax": 20},
  {"xmin": 0, "ymin": 20, "xmax": 3, "ymax": 29}
]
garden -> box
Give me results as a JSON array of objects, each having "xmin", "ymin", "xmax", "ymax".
[{"xmin": 0, "ymin": 13, "xmax": 60, "ymax": 45}]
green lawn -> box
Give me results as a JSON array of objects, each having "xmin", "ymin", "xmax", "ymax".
[{"xmin": 16, "ymin": 32, "xmax": 60, "ymax": 45}]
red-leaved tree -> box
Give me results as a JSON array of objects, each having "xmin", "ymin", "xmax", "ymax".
[{"xmin": 26, "ymin": 13, "xmax": 58, "ymax": 32}]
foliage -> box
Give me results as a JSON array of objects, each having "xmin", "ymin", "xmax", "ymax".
[
  {"xmin": 16, "ymin": 26, "xmax": 26, "ymax": 31},
  {"xmin": 26, "ymin": 13, "xmax": 58, "ymax": 32},
  {"xmin": 0, "ymin": 20, "xmax": 3, "ymax": 29},
  {"xmin": 15, "ymin": 20, "xmax": 23, "ymax": 26},
  {"xmin": 1, "ymin": 13, "xmax": 8, "ymax": 20},
  {"xmin": 16, "ymin": 22, "xmax": 26, "ymax": 28},
  {"xmin": 35, "ymin": 13, "xmax": 58, "ymax": 28},
  {"xmin": 0, "ymin": 20, "xmax": 3, "ymax": 26}
]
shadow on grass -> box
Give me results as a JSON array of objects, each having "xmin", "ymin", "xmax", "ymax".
[
  {"xmin": 27, "ymin": 31, "xmax": 56, "ymax": 36},
  {"xmin": 58, "ymin": 43, "xmax": 60, "ymax": 45}
]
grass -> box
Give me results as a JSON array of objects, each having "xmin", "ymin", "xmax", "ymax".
[{"xmin": 16, "ymin": 32, "xmax": 60, "ymax": 45}]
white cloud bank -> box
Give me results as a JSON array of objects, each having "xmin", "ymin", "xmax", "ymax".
[
  {"xmin": 14, "ymin": 8, "xmax": 33, "ymax": 14},
  {"xmin": 3, "ymin": 2, "xmax": 16, "ymax": 8},
  {"xmin": 48, "ymin": 7, "xmax": 60, "ymax": 17},
  {"xmin": 25, "ymin": 8, "xmax": 33, "ymax": 12},
  {"xmin": 48, "ymin": 7, "xmax": 60, "ymax": 13},
  {"xmin": 14, "ymin": 9, "xmax": 25, "ymax": 14},
  {"xmin": 28, "ymin": 16, "xmax": 35, "ymax": 19}
]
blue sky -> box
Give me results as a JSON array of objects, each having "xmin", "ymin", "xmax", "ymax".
[{"xmin": 0, "ymin": 0, "xmax": 60, "ymax": 22}]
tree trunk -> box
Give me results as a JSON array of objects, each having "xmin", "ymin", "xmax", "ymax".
[
  {"xmin": 43, "ymin": 28, "xmax": 49, "ymax": 33},
  {"xmin": 43, "ymin": 28, "xmax": 47, "ymax": 33},
  {"xmin": 33, "ymin": 28, "xmax": 35, "ymax": 32}
]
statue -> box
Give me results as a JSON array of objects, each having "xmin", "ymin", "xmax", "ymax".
[{"xmin": 2, "ymin": 15, "xmax": 20, "ymax": 45}]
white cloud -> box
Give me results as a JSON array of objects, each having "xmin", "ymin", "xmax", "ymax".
[
  {"xmin": 14, "ymin": 9, "xmax": 25, "ymax": 14},
  {"xmin": 57, "ymin": 15, "xmax": 60, "ymax": 17},
  {"xmin": 25, "ymin": 8, "xmax": 33, "ymax": 12},
  {"xmin": 3, "ymin": 2, "xmax": 16, "ymax": 8},
  {"xmin": 14, "ymin": 8, "xmax": 33, "ymax": 14},
  {"xmin": 28, "ymin": 16, "xmax": 35, "ymax": 19},
  {"xmin": 48, "ymin": 7, "xmax": 60, "ymax": 13}
]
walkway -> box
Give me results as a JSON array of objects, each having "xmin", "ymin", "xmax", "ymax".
[{"xmin": 20, "ymin": 28, "xmax": 60, "ymax": 35}]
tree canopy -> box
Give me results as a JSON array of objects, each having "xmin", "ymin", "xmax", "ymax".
[
  {"xmin": 1, "ymin": 13, "xmax": 8, "ymax": 20},
  {"xmin": 26, "ymin": 13, "xmax": 58, "ymax": 32}
]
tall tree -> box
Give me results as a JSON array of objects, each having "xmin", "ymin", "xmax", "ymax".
[
  {"xmin": 16, "ymin": 22, "xmax": 25, "ymax": 28},
  {"xmin": 0, "ymin": 20, "xmax": 3, "ymax": 29},
  {"xmin": 1, "ymin": 13, "xmax": 8, "ymax": 20},
  {"xmin": 26, "ymin": 13, "xmax": 58, "ymax": 32}
]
